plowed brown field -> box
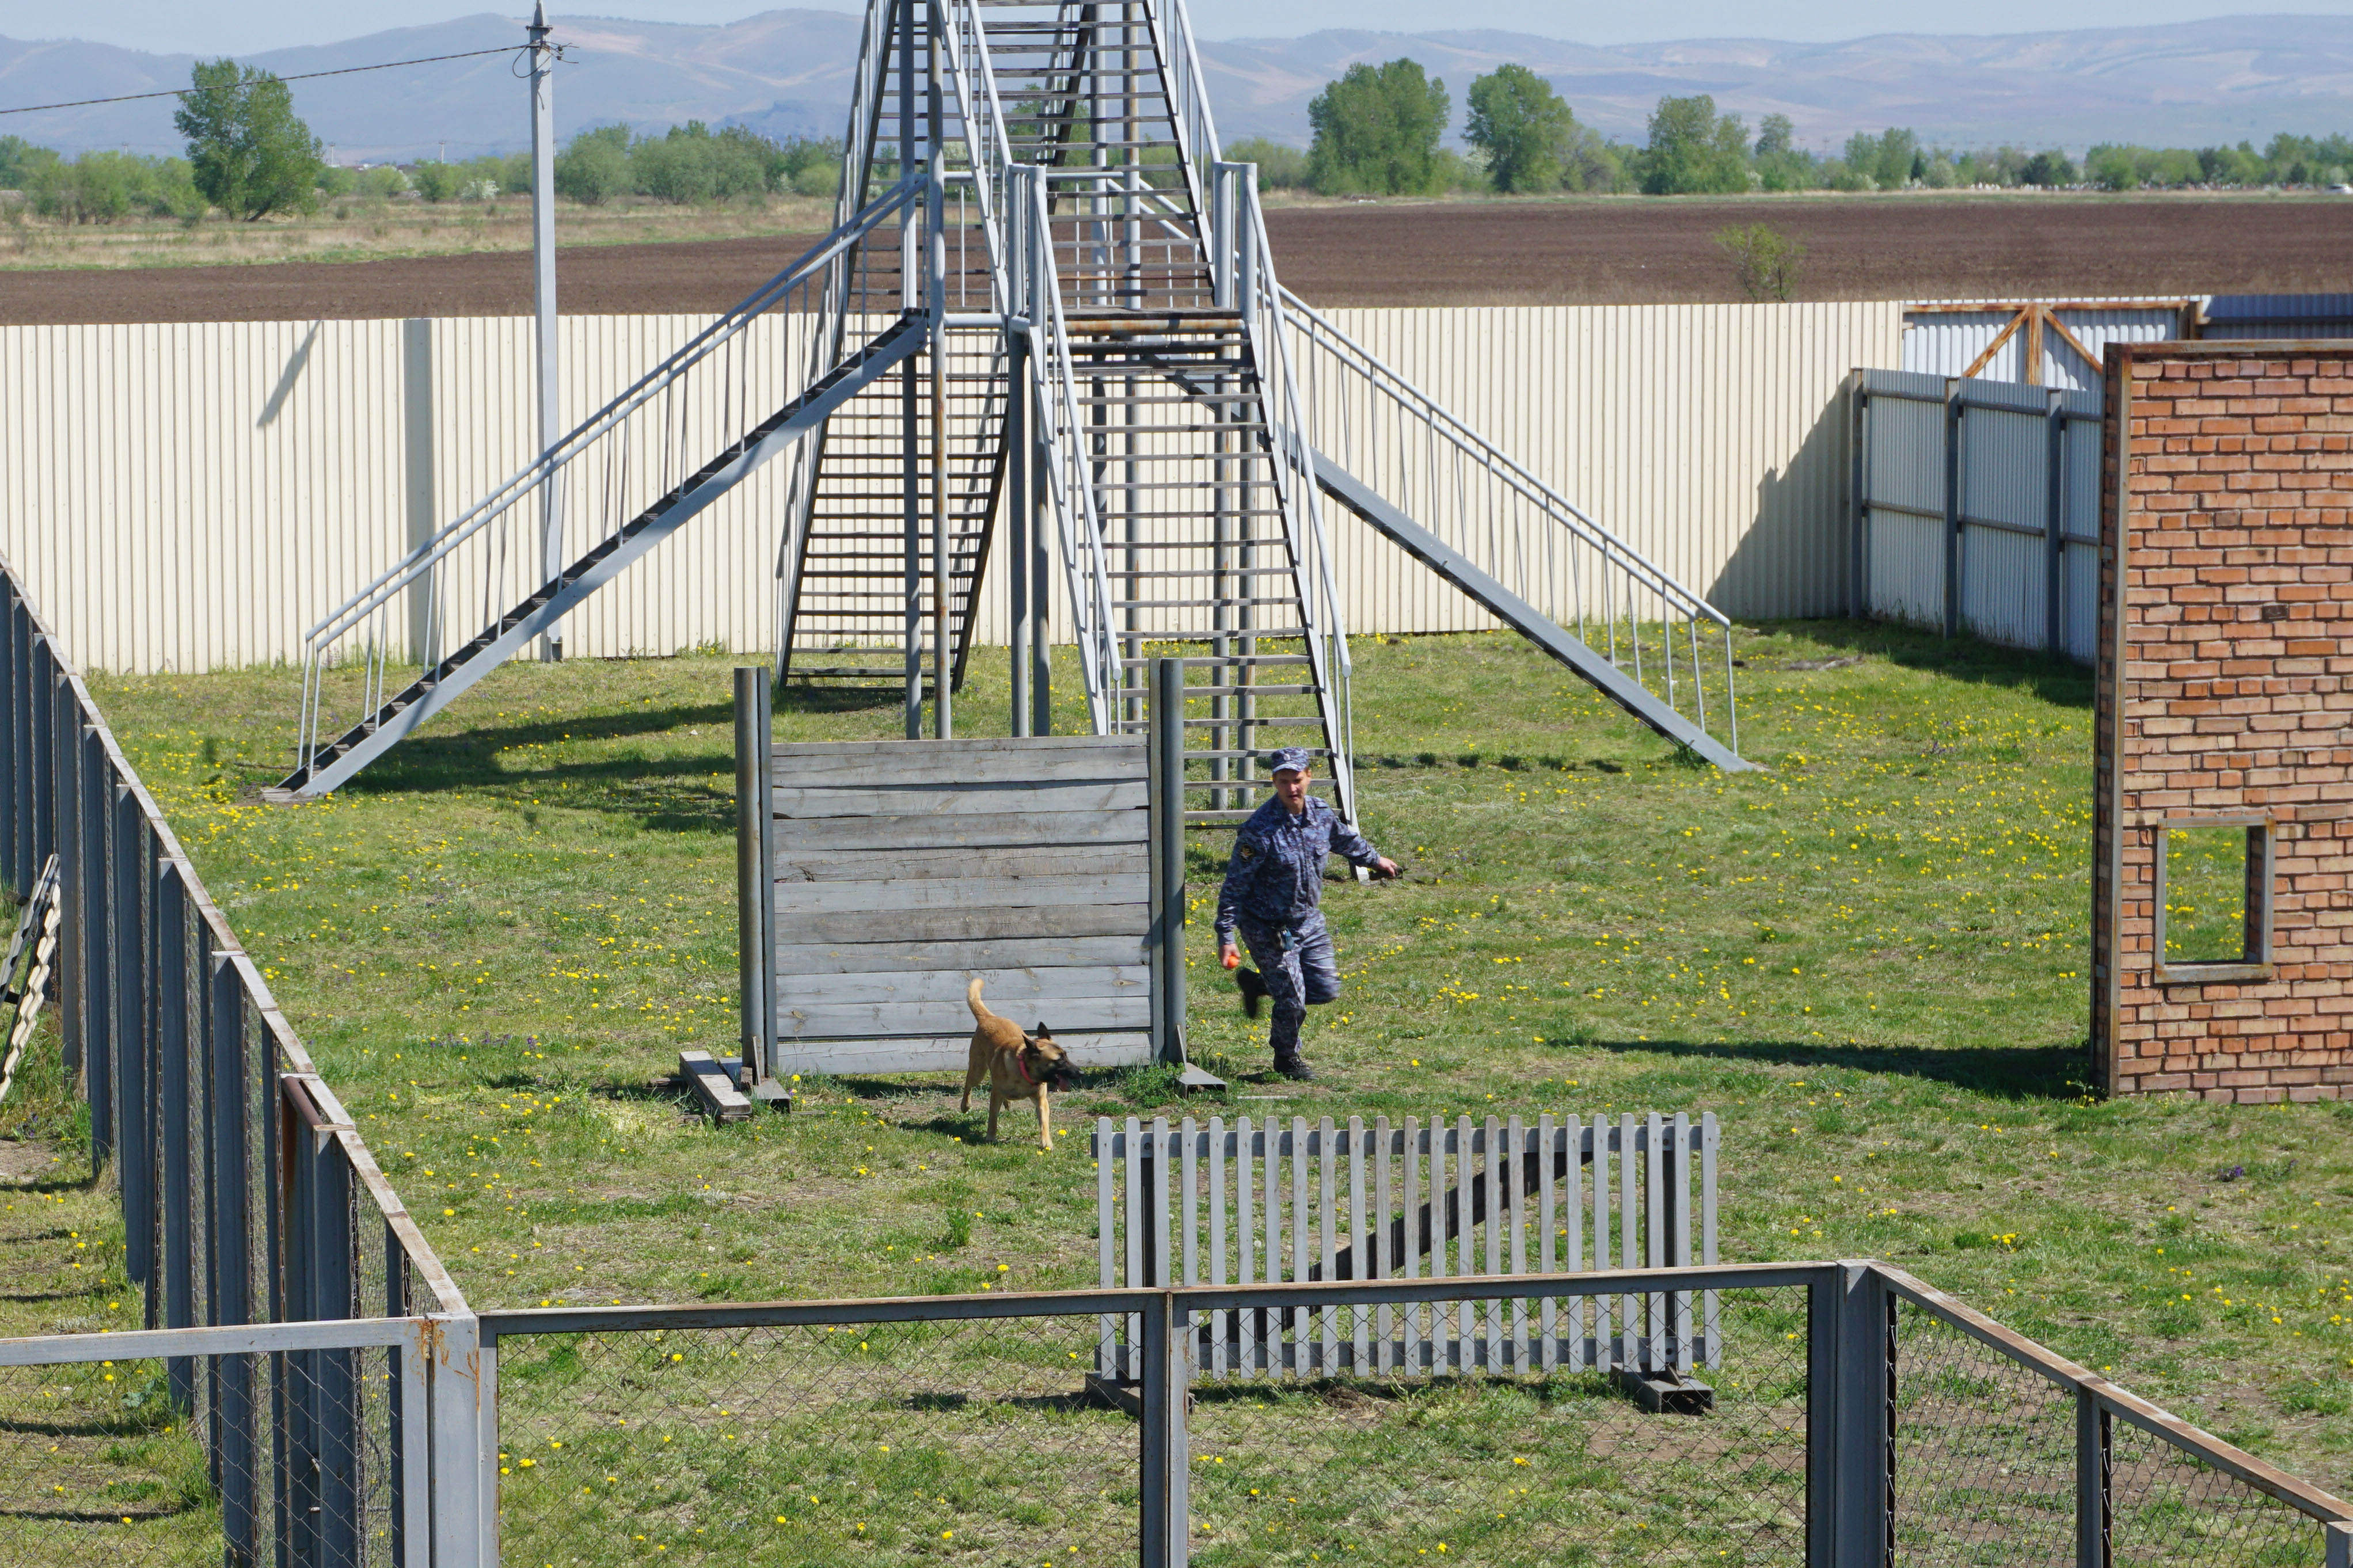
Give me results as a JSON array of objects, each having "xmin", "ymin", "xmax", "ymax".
[{"xmin": 2, "ymin": 194, "xmax": 2347, "ymax": 324}]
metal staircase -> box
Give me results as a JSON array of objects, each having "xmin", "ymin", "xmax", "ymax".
[{"xmin": 279, "ymin": 0, "xmax": 1746, "ymax": 804}]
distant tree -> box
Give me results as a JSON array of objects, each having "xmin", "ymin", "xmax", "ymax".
[
  {"xmin": 1560, "ymin": 124, "xmax": 1630, "ymax": 192},
  {"xmin": 410, "ymin": 159, "xmax": 466, "ymax": 203},
  {"xmin": 1716, "ymin": 221, "xmax": 1804, "ymax": 301},
  {"xmin": 554, "ymin": 124, "xmax": 631, "ymax": 205},
  {"xmin": 173, "ymin": 59, "xmax": 323, "ymax": 220},
  {"xmin": 0, "ymin": 135, "xmax": 58, "ymax": 190},
  {"xmin": 2019, "ymin": 149, "xmax": 2077, "ymax": 187},
  {"xmin": 1463, "ymin": 64, "xmax": 1573, "ymax": 193},
  {"xmin": 1220, "ymin": 136, "xmax": 1309, "ymax": 190},
  {"xmin": 1841, "ymin": 128, "xmax": 1918, "ymax": 191},
  {"xmin": 1639, "ymin": 94, "xmax": 1750, "ymax": 195},
  {"xmin": 1751, "ymin": 113, "xmax": 1818, "ymax": 191},
  {"xmin": 1306, "ymin": 59, "xmax": 1451, "ymax": 196}
]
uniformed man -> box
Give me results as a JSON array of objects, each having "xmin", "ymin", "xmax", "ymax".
[{"xmin": 1214, "ymin": 747, "xmax": 1398, "ymax": 1081}]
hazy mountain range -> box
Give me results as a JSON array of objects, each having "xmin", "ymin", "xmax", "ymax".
[{"xmin": 3, "ymin": 10, "xmax": 2351, "ymax": 163}]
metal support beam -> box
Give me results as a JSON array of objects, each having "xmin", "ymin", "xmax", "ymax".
[
  {"xmin": 1148, "ymin": 659, "xmax": 1188, "ymax": 1066},
  {"xmin": 2076, "ymin": 1389, "xmax": 2111, "ymax": 1568},
  {"xmin": 1138, "ymin": 1291, "xmax": 1190, "ymax": 1568},
  {"xmin": 2046, "ymin": 389, "xmax": 2066, "ymax": 657},
  {"xmin": 530, "ymin": 2, "xmax": 565, "ymax": 664},
  {"xmin": 1809, "ymin": 1261, "xmax": 1892, "ymax": 1568}
]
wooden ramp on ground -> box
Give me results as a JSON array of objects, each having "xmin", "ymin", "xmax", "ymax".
[{"xmin": 744, "ymin": 733, "xmax": 1156, "ymax": 1076}]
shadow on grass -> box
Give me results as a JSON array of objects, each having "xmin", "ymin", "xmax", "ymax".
[
  {"xmin": 1746, "ymin": 618, "xmax": 2092, "ymax": 710},
  {"xmin": 1577, "ymin": 1034, "xmax": 2091, "ymax": 1101}
]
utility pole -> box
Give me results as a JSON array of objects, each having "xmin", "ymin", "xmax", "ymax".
[{"xmin": 529, "ymin": 2, "xmax": 565, "ymax": 661}]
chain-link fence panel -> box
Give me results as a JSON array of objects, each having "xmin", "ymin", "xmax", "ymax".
[
  {"xmin": 1182, "ymin": 1285, "xmax": 1810, "ymax": 1567},
  {"xmin": 0, "ymin": 1334, "xmax": 411, "ymax": 1568},
  {"xmin": 494, "ymin": 1313, "xmax": 1137, "ymax": 1568},
  {"xmin": 2109, "ymin": 1416, "xmax": 2328, "ymax": 1567},
  {"xmin": 1890, "ymin": 1299, "xmax": 2077, "ymax": 1566}
]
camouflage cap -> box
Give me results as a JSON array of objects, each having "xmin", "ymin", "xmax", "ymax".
[{"xmin": 1267, "ymin": 747, "xmax": 1314, "ymax": 775}]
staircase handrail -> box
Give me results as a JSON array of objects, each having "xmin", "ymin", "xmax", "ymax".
[
  {"xmin": 1138, "ymin": 0, "xmax": 1219, "ymax": 230},
  {"xmin": 1277, "ymin": 286, "xmax": 1734, "ymax": 636},
  {"xmin": 938, "ymin": 0, "xmax": 1016, "ymax": 312},
  {"xmin": 302, "ymin": 177, "xmax": 924, "ymax": 660},
  {"xmin": 1011, "ymin": 164, "xmax": 1123, "ymax": 728},
  {"xmin": 1222, "ymin": 163, "xmax": 1355, "ymax": 818}
]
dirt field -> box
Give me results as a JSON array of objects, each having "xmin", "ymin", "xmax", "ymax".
[{"xmin": 2, "ymin": 193, "xmax": 2348, "ymax": 324}]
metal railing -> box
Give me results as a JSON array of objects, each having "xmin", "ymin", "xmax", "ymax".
[
  {"xmin": 0, "ymin": 551, "xmax": 487, "ymax": 1568},
  {"xmin": 1216, "ymin": 162, "xmax": 1356, "ymax": 812},
  {"xmin": 1282, "ymin": 291, "xmax": 1742, "ymax": 758},
  {"xmin": 291, "ymin": 180, "xmax": 926, "ymax": 790},
  {"xmin": 465, "ymin": 1260, "xmax": 2352, "ymax": 1568}
]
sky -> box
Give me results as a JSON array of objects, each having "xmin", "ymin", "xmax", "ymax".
[{"xmin": 0, "ymin": 0, "xmax": 2337, "ymax": 56}]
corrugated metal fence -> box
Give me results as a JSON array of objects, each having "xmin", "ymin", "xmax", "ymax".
[
  {"xmin": 0, "ymin": 303, "xmax": 1900, "ymax": 675},
  {"xmin": 1856, "ymin": 368, "xmax": 2101, "ymax": 661}
]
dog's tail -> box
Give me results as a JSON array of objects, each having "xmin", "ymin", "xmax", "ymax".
[{"xmin": 967, "ymin": 975, "xmax": 997, "ymax": 1025}]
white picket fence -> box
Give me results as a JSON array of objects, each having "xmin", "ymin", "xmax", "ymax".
[{"xmin": 1091, "ymin": 1112, "xmax": 1719, "ymax": 1383}]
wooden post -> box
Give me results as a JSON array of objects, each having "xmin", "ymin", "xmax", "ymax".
[{"xmin": 732, "ymin": 668, "xmax": 785, "ymax": 1109}]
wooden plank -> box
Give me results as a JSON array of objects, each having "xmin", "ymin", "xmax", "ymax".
[
  {"xmin": 771, "ymin": 779, "xmax": 1146, "ymax": 819},
  {"xmin": 1508, "ymin": 1114, "xmax": 1528, "ymax": 1370},
  {"xmin": 1236, "ymin": 1115, "xmax": 1256, "ymax": 1379},
  {"xmin": 1373, "ymin": 1114, "xmax": 1393, "ymax": 1377},
  {"xmin": 1402, "ymin": 1116, "xmax": 1420, "ymax": 1375},
  {"xmin": 1182, "ymin": 1116, "xmax": 1200, "ymax": 1289},
  {"xmin": 773, "ymin": 935, "xmax": 1150, "ymax": 976},
  {"xmin": 777, "ymin": 994, "xmax": 1152, "ymax": 1037},
  {"xmin": 772, "ymin": 747, "xmax": 1145, "ymax": 786},
  {"xmin": 678, "ymin": 1050, "xmax": 751, "ymax": 1124},
  {"xmin": 1096, "ymin": 1115, "xmax": 1117, "ymax": 1376},
  {"xmin": 770, "ymin": 1032, "xmax": 1148, "ymax": 1078},
  {"xmin": 1320, "ymin": 1115, "xmax": 1338, "ymax": 1372},
  {"xmin": 774, "ymin": 964, "xmax": 1150, "ymax": 1007},
  {"xmin": 772, "ymin": 902, "xmax": 1149, "ymax": 945},
  {"xmin": 1348, "ymin": 1116, "xmax": 1369, "ymax": 1373},
  {"xmin": 767, "ymin": 734, "xmax": 1138, "ymax": 762},
  {"xmin": 771, "ymin": 872, "xmax": 1150, "ymax": 916},
  {"xmin": 773, "ymin": 842, "xmax": 1149, "ymax": 882},
  {"xmin": 770, "ymin": 810, "xmax": 1149, "ymax": 854},
  {"xmin": 1702, "ymin": 1112, "xmax": 1721, "ymax": 1373},
  {"xmin": 1538, "ymin": 1114, "xmax": 1557, "ymax": 1375}
]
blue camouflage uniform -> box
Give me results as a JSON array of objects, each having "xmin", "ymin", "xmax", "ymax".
[{"xmin": 1214, "ymin": 749, "xmax": 1387, "ymax": 1063}]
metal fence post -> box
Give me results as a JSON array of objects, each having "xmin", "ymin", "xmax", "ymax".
[
  {"xmin": 50, "ymin": 675, "xmax": 76, "ymax": 1082},
  {"xmin": 157, "ymin": 862, "xmax": 195, "ymax": 1400},
  {"xmin": 80, "ymin": 725, "xmax": 111, "ymax": 1160},
  {"xmin": 27, "ymin": 630, "xmax": 51, "ymax": 900},
  {"xmin": 733, "ymin": 668, "xmax": 765, "ymax": 1085},
  {"xmin": 1808, "ymin": 1262, "xmax": 1891, "ymax": 1568},
  {"xmin": 1139, "ymin": 1290, "xmax": 1190, "ymax": 1568},
  {"xmin": 2076, "ymin": 1388, "xmax": 2111, "ymax": 1568},
  {"xmin": 430, "ymin": 1311, "xmax": 489, "ymax": 1568},
  {"xmin": 1848, "ymin": 370, "xmax": 1868, "ymax": 622},
  {"xmin": 206, "ymin": 952, "xmax": 259, "ymax": 1567},
  {"xmin": 2327, "ymin": 1520, "xmax": 2351, "ymax": 1568},
  {"xmin": 2044, "ymin": 390, "xmax": 2066, "ymax": 657},
  {"xmin": 0, "ymin": 580, "xmax": 15, "ymax": 895},
  {"xmin": 115, "ymin": 786, "xmax": 153, "ymax": 1292},
  {"xmin": 1941, "ymin": 379, "xmax": 1962, "ymax": 640},
  {"xmin": 1149, "ymin": 659, "xmax": 1187, "ymax": 1067}
]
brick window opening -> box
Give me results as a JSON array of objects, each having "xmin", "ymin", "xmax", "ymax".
[{"xmin": 2153, "ymin": 817, "xmax": 2274, "ymax": 985}]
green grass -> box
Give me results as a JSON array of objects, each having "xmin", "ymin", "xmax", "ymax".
[{"xmin": 16, "ymin": 621, "xmax": 2353, "ymax": 1521}]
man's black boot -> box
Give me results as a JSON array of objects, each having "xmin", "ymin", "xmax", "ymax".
[
  {"xmin": 1272, "ymin": 1050, "xmax": 1316, "ymax": 1082},
  {"xmin": 1236, "ymin": 966, "xmax": 1267, "ymax": 1019}
]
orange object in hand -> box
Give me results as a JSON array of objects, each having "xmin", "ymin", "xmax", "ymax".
[{"xmin": 1220, "ymin": 943, "xmax": 1240, "ymax": 971}]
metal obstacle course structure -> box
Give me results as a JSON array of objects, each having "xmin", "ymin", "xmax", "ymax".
[{"xmin": 274, "ymin": 0, "xmax": 1750, "ymax": 808}]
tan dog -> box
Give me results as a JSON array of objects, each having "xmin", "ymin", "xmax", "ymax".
[{"xmin": 959, "ymin": 977, "xmax": 1070, "ymax": 1151}]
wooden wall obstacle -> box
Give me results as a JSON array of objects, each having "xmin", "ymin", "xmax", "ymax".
[{"xmin": 735, "ymin": 674, "xmax": 1176, "ymax": 1079}]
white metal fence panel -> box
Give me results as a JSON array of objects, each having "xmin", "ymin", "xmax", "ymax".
[
  {"xmin": 0, "ymin": 304, "xmax": 1902, "ymax": 675},
  {"xmin": 1858, "ymin": 368, "xmax": 2102, "ymax": 660}
]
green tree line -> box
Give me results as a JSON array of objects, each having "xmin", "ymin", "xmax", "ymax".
[
  {"xmin": 0, "ymin": 58, "xmax": 843, "ymax": 226},
  {"xmin": 1231, "ymin": 57, "xmax": 2353, "ymax": 197}
]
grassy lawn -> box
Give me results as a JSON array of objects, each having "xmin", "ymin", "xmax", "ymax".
[{"xmin": 16, "ymin": 621, "xmax": 2350, "ymax": 1522}]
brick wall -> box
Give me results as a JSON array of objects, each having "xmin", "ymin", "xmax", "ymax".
[{"xmin": 2094, "ymin": 343, "xmax": 2353, "ymax": 1101}]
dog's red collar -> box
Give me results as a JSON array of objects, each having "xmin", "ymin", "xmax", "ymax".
[{"xmin": 1014, "ymin": 1049, "xmax": 1039, "ymax": 1086}]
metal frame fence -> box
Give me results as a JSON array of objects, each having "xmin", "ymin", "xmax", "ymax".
[
  {"xmin": 0, "ymin": 549, "xmax": 486, "ymax": 1568},
  {"xmin": 464, "ymin": 1260, "xmax": 2352, "ymax": 1568},
  {"xmin": 1852, "ymin": 367, "xmax": 2103, "ymax": 661}
]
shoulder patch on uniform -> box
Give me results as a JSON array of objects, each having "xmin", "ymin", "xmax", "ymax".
[{"xmin": 1237, "ymin": 843, "xmax": 1256, "ymax": 860}]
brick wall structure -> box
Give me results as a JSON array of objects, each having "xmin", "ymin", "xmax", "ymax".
[{"xmin": 2094, "ymin": 342, "xmax": 2353, "ymax": 1101}]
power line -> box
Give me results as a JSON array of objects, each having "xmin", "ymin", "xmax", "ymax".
[{"xmin": 0, "ymin": 45, "xmax": 537, "ymax": 118}]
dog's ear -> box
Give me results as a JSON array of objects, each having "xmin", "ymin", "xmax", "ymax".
[{"xmin": 1034, "ymin": 1021, "xmax": 1052, "ymax": 1039}]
